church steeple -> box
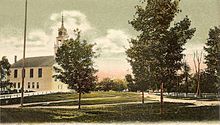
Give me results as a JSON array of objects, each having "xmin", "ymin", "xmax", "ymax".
[
  {"xmin": 58, "ymin": 13, "xmax": 67, "ymax": 37},
  {"xmin": 61, "ymin": 13, "xmax": 64, "ymax": 28},
  {"xmin": 54, "ymin": 14, "xmax": 69, "ymax": 55}
]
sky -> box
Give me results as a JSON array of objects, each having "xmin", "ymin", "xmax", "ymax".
[{"xmin": 0, "ymin": 0, "xmax": 219, "ymax": 79}]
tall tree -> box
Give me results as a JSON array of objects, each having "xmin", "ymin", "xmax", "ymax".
[
  {"xmin": 193, "ymin": 51, "xmax": 203, "ymax": 97},
  {"xmin": 204, "ymin": 26, "xmax": 220, "ymax": 91},
  {"xmin": 0, "ymin": 56, "xmax": 11, "ymax": 93},
  {"xmin": 126, "ymin": 39, "xmax": 151, "ymax": 103},
  {"xmin": 127, "ymin": 0, "xmax": 195, "ymax": 113},
  {"xmin": 54, "ymin": 30, "xmax": 97, "ymax": 109}
]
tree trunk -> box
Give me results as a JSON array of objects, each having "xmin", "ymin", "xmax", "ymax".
[
  {"xmin": 177, "ymin": 77, "xmax": 179, "ymax": 97},
  {"xmin": 194, "ymin": 51, "xmax": 202, "ymax": 98},
  {"xmin": 78, "ymin": 91, "xmax": 81, "ymax": 109},
  {"xmin": 0, "ymin": 75, "xmax": 2, "ymax": 94},
  {"xmin": 160, "ymin": 82, "xmax": 164, "ymax": 114},
  {"xmin": 196, "ymin": 74, "xmax": 201, "ymax": 97},
  {"xmin": 186, "ymin": 76, "xmax": 188, "ymax": 96},
  {"xmin": 141, "ymin": 90, "xmax": 144, "ymax": 104},
  {"xmin": 0, "ymin": 84, "xmax": 2, "ymax": 95}
]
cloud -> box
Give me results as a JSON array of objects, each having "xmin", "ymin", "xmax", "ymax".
[
  {"xmin": 50, "ymin": 10, "xmax": 93, "ymax": 38},
  {"xmin": 0, "ymin": 10, "xmax": 93, "ymax": 63},
  {"xmin": 93, "ymin": 29, "xmax": 131, "ymax": 57},
  {"xmin": 93, "ymin": 29, "xmax": 132, "ymax": 77}
]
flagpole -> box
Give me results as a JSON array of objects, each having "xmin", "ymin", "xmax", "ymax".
[{"xmin": 21, "ymin": 0, "xmax": 27, "ymax": 108}]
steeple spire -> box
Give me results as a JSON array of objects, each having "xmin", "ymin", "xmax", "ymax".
[
  {"xmin": 61, "ymin": 13, "xmax": 64, "ymax": 27},
  {"xmin": 55, "ymin": 13, "xmax": 68, "ymax": 55}
]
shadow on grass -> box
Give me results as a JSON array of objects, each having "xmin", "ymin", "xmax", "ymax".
[{"xmin": 1, "ymin": 102, "xmax": 219, "ymax": 123}]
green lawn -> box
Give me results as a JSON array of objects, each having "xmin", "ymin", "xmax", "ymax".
[
  {"xmin": 24, "ymin": 92, "xmax": 152, "ymax": 107},
  {"xmin": 24, "ymin": 91, "xmax": 134, "ymax": 103},
  {"xmin": 1, "ymin": 91, "xmax": 141, "ymax": 105},
  {"xmin": 27, "ymin": 95, "xmax": 153, "ymax": 106},
  {"xmin": 1, "ymin": 102, "xmax": 219, "ymax": 123}
]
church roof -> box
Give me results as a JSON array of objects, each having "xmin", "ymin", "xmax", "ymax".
[{"xmin": 11, "ymin": 56, "xmax": 55, "ymax": 68}]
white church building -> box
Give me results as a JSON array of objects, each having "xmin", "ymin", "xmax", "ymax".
[{"xmin": 9, "ymin": 16, "xmax": 69, "ymax": 92}]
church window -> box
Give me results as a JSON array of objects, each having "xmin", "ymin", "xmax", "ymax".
[
  {"xmin": 32, "ymin": 82, "xmax": 35, "ymax": 88},
  {"xmin": 30, "ymin": 69, "xmax": 34, "ymax": 78},
  {"xmin": 14, "ymin": 69, "xmax": 18, "ymax": 78},
  {"xmin": 37, "ymin": 82, "xmax": 39, "ymax": 89},
  {"xmin": 38, "ymin": 68, "xmax": 42, "ymax": 78},
  {"xmin": 28, "ymin": 82, "xmax": 30, "ymax": 88},
  {"xmin": 14, "ymin": 82, "xmax": 16, "ymax": 88},
  {"xmin": 18, "ymin": 82, "xmax": 20, "ymax": 88}
]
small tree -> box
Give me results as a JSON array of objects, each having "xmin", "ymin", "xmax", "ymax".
[
  {"xmin": 0, "ymin": 56, "xmax": 11, "ymax": 94},
  {"xmin": 54, "ymin": 30, "xmax": 97, "ymax": 109}
]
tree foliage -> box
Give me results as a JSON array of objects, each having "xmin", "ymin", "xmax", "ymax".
[
  {"xmin": 96, "ymin": 78, "xmax": 114, "ymax": 91},
  {"xmin": 126, "ymin": 0, "xmax": 195, "ymax": 110},
  {"xmin": 127, "ymin": 0, "xmax": 195, "ymax": 89},
  {"xmin": 112, "ymin": 79, "xmax": 127, "ymax": 92},
  {"xmin": 125, "ymin": 74, "xmax": 138, "ymax": 92},
  {"xmin": 181, "ymin": 61, "xmax": 191, "ymax": 94},
  {"xmin": 200, "ymin": 71, "xmax": 218, "ymax": 93},
  {"xmin": 204, "ymin": 26, "xmax": 220, "ymax": 91},
  {"xmin": 54, "ymin": 30, "xmax": 97, "ymax": 109},
  {"xmin": 0, "ymin": 56, "xmax": 12, "ymax": 92},
  {"xmin": 96, "ymin": 78, "xmax": 127, "ymax": 92}
]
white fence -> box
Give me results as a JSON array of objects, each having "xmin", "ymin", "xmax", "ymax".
[
  {"xmin": 154, "ymin": 92, "xmax": 220, "ymax": 98},
  {"xmin": 0, "ymin": 91, "xmax": 59, "ymax": 100}
]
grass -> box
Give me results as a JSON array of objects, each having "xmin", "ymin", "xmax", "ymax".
[
  {"xmin": 1, "ymin": 91, "xmax": 140, "ymax": 105},
  {"xmin": 26, "ymin": 95, "xmax": 153, "ymax": 106},
  {"xmin": 1, "ymin": 102, "xmax": 219, "ymax": 123},
  {"xmin": 24, "ymin": 91, "xmax": 130, "ymax": 102}
]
